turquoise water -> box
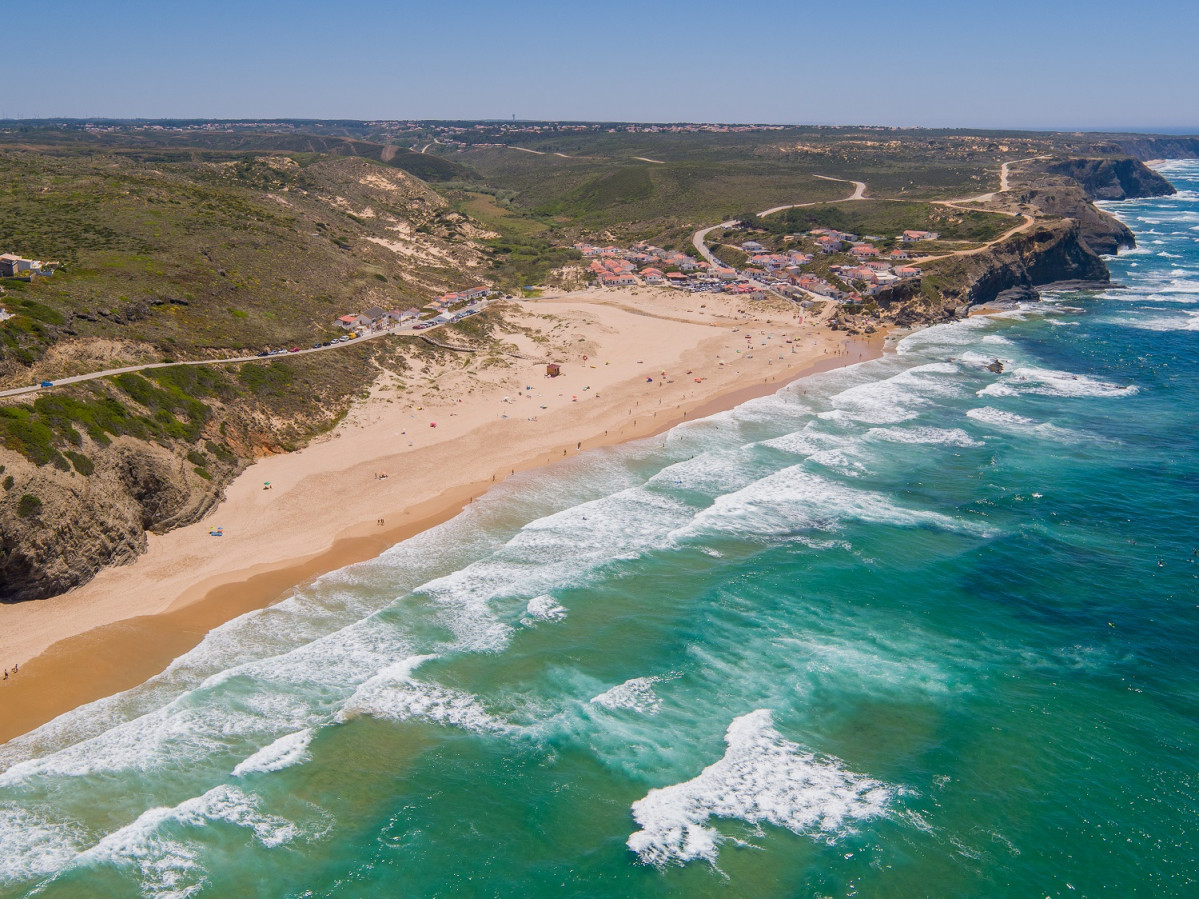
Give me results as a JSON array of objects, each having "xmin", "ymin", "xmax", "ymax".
[{"xmin": 2, "ymin": 162, "xmax": 1198, "ymax": 898}]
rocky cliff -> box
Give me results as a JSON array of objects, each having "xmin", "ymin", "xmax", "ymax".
[
  {"xmin": 939, "ymin": 219, "xmax": 1110, "ymax": 308},
  {"xmin": 1017, "ymin": 182, "xmax": 1136, "ymax": 255},
  {"xmin": 1106, "ymin": 136, "xmax": 1199, "ymax": 162},
  {"xmin": 1, "ymin": 440, "xmax": 240, "ymax": 602},
  {"xmin": 1044, "ymin": 157, "xmax": 1175, "ymax": 200},
  {"xmin": 873, "ymin": 218, "xmax": 1111, "ymax": 322}
]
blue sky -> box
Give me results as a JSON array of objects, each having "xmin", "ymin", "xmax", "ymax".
[{"xmin": 8, "ymin": 0, "xmax": 1197, "ymax": 130}]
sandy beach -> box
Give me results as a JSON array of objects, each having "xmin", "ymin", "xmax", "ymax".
[{"xmin": 0, "ymin": 287, "xmax": 882, "ymax": 742}]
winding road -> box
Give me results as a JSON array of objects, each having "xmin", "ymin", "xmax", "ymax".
[
  {"xmin": 7, "ymin": 157, "xmax": 1050, "ymax": 400},
  {"xmin": 691, "ymin": 174, "xmax": 868, "ymax": 265},
  {"xmin": 0, "ymin": 303, "xmax": 497, "ymax": 400},
  {"xmin": 688, "ymin": 157, "xmax": 1060, "ymax": 288},
  {"xmin": 910, "ymin": 156, "xmax": 1052, "ymax": 264},
  {"xmin": 942, "ymin": 155, "xmax": 1051, "ymax": 205}
]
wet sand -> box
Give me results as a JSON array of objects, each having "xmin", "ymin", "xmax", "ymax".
[{"xmin": 0, "ymin": 288, "xmax": 883, "ymax": 743}]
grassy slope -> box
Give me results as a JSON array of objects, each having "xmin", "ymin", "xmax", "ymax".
[
  {"xmin": 445, "ymin": 128, "xmax": 1037, "ymax": 243},
  {"xmin": 0, "ymin": 126, "xmax": 472, "ymax": 182},
  {"xmin": 0, "ymin": 151, "xmax": 488, "ymax": 373},
  {"xmin": 754, "ymin": 200, "xmax": 1012, "ymax": 242}
]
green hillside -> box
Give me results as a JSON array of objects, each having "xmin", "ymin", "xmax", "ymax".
[{"xmin": 0, "ymin": 150, "xmax": 484, "ymax": 375}]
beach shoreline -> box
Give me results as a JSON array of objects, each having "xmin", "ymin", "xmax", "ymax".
[{"xmin": 0, "ymin": 288, "xmax": 884, "ymax": 743}]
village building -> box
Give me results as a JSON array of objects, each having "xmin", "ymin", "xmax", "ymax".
[
  {"xmin": 337, "ymin": 313, "xmax": 373, "ymax": 330},
  {"xmin": 901, "ymin": 230, "xmax": 940, "ymax": 242},
  {"xmin": 0, "ymin": 254, "xmax": 34, "ymax": 277}
]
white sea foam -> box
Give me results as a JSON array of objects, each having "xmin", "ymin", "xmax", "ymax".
[
  {"xmin": 764, "ymin": 424, "xmax": 853, "ymax": 457},
  {"xmin": 804, "ymin": 449, "xmax": 868, "ymax": 477},
  {"xmin": 522, "ymin": 594, "xmax": 568, "ymax": 623},
  {"xmin": 590, "ymin": 677, "xmax": 665, "ymax": 714},
  {"xmin": 965, "ymin": 407, "xmax": 1038, "ymax": 429},
  {"xmin": 978, "ymin": 366, "xmax": 1136, "ymax": 399},
  {"xmin": 1121, "ymin": 311, "xmax": 1199, "ymax": 332},
  {"xmin": 0, "ymin": 613, "xmax": 431, "ymax": 786},
  {"xmin": 957, "ymin": 350, "xmax": 1008, "ymax": 369},
  {"xmin": 36, "ymin": 785, "xmax": 299, "ymax": 899},
  {"xmin": 821, "ymin": 362, "xmax": 963, "ymax": 425},
  {"xmin": 675, "ymin": 465, "xmax": 979, "ymax": 542},
  {"xmin": 965, "ymin": 407, "xmax": 1090, "ymax": 443},
  {"xmin": 232, "ymin": 728, "xmax": 315, "ymax": 777},
  {"xmin": 895, "ymin": 317, "xmax": 990, "ymax": 356},
  {"xmin": 411, "ymin": 486, "xmax": 692, "ymax": 652},
  {"xmin": 864, "ymin": 427, "xmax": 982, "ymax": 448},
  {"xmin": 645, "ymin": 449, "xmax": 757, "ymax": 496},
  {"xmin": 1158, "ymin": 277, "xmax": 1199, "ymax": 297},
  {"xmin": 0, "ymin": 806, "xmax": 85, "ymax": 885},
  {"xmin": 626, "ymin": 710, "xmax": 894, "ymax": 867},
  {"xmin": 337, "ymin": 656, "xmax": 511, "ymax": 734}
]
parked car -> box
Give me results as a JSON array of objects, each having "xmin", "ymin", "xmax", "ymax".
[
  {"xmin": 257, "ymin": 350, "xmax": 270, "ymax": 357},
  {"xmin": 40, "ymin": 380, "xmax": 53, "ymax": 388},
  {"xmin": 289, "ymin": 347, "xmax": 300, "ymax": 353}
]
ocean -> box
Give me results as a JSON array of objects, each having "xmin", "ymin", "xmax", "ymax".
[{"xmin": 1, "ymin": 162, "xmax": 1197, "ymax": 898}]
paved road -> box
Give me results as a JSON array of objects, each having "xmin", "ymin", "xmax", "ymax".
[{"xmin": 0, "ymin": 302, "xmax": 496, "ymax": 400}]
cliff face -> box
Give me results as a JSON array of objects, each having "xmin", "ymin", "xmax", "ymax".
[
  {"xmin": 890, "ymin": 219, "xmax": 1111, "ymax": 315},
  {"xmin": 1, "ymin": 440, "xmax": 240, "ymax": 602},
  {"xmin": 1108, "ymin": 136, "xmax": 1199, "ymax": 162},
  {"xmin": 1045, "ymin": 157, "xmax": 1176, "ymax": 200},
  {"xmin": 1018, "ymin": 183, "xmax": 1136, "ymax": 255}
]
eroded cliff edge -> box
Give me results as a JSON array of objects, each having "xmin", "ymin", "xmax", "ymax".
[{"xmin": 860, "ymin": 157, "xmax": 1173, "ymax": 329}]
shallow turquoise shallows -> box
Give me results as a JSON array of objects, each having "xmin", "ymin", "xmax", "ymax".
[{"xmin": 2, "ymin": 162, "xmax": 1198, "ymax": 899}]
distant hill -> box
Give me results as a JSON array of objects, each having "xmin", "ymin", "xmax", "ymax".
[{"xmin": 0, "ymin": 125, "xmax": 474, "ymax": 182}]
